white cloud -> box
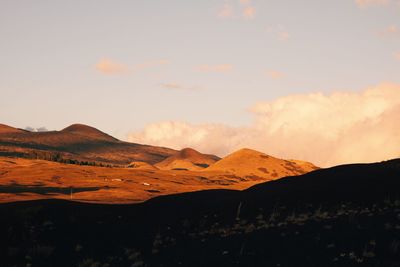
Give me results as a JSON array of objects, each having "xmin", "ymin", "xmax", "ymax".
[
  {"xmin": 128, "ymin": 83, "xmax": 400, "ymax": 167},
  {"xmin": 24, "ymin": 127, "xmax": 49, "ymax": 132}
]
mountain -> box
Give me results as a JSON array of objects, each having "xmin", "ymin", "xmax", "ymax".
[
  {"xmin": 0, "ymin": 124, "xmax": 23, "ymax": 134},
  {"xmin": 61, "ymin": 124, "xmax": 118, "ymax": 142},
  {"xmin": 155, "ymin": 148, "xmax": 220, "ymax": 171},
  {"xmin": 206, "ymin": 148, "xmax": 319, "ymax": 180},
  {"xmin": 0, "ymin": 123, "xmax": 177, "ymax": 165}
]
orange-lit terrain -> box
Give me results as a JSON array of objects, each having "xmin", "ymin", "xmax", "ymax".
[
  {"xmin": 0, "ymin": 157, "xmax": 257, "ymax": 203},
  {"xmin": 0, "ymin": 153, "xmax": 317, "ymax": 203},
  {"xmin": 0, "ymin": 123, "xmax": 318, "ymax": 204}
]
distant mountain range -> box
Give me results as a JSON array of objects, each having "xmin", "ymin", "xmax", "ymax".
[
  {"xmin": 0, "ymin": 123, "xmax": 177, "ymax": 165},
  {"xmin": 0, "ymin": 123, "xmax": 318, "ymax": 182}
]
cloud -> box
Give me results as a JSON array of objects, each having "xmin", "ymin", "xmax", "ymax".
[
  {"xmin": 242, "ymin": 6, "xmax": 256, "ymax": 19},
  {"xmin": 24, "ymin": 127, "xmax": 49, "ymax": 132},
  {"xmin": 266, "ymin": 26, "xmax": 290, "ymax": 41},
  {"xmin": 278, "ymin": 31, "xmax": 290, "ymax": 41},
  {"xmin": 378, "ymin": 25, "xmax": 398, "ymax": 37},
  {"xmin": 239, "ymin": 0, "xmax": 251, "ymax": 4},
  {"xmin": 95, "ymin": 59, "xmax": 129, "ymax": 75},
  {"xmin": 129, "ymin": 121, "xmax": 256, "ymax": 156},
  {"xmin": 393, "ymin": 51, "xmax": 400, "ymax": 60},
  {"xmin": 160, "ymin": 83, "xmax": 202, "ymax": 91},
  {"xmin": 95, "ymin": 59, "xmax": 168, "ymax": 75},
  {"xmin": 161, "ymin": 83, "xmax": 183, "ymax": 90},
  {"xmin": 265, "ymin": 70, "xmax": 285, "ymax": 79},
  {"xmin": 217, "ymin": 0, "xmax": 256, "ymax": 20},
  {"xmin": 355, "ymin": 0, "xmax": 390, "ymax": 8},
  {"xmin": 128, "ymin": 83, "xmax": 400, "ymax": 167},
  {"xmin": 217, "ymin": 3, "xmax": 234, "ymax": 18},
  {"xmin": 195, "ymin": 64, "xmax": 233, "ymax": 73}
]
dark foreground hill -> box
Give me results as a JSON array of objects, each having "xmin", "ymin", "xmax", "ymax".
[
  {"xmin": 1, "ymin": 159, "xmax": 400, "ymax": 266},
  {"xmin": 0, "ymin": 123, "xmax": 177, "ymax": 165}
]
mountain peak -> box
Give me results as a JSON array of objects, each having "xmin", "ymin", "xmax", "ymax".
[
  {"xmin": 61, "ymin": 124, "xmax": 117, "ymax": 141},
  {"xmin": 178, "ymin": 148, "xmax": 203, "ymax": 158},
  {"xmin": 207, "ymin": 148, "xmax": 317, "ymax": 180},
  {"xmin": 233, "ymin": 148, "xmax": 265, "ymax": 156},
  {"xmin": 0, "ymin": 123, "xmax": 23, "ymax": 134}
]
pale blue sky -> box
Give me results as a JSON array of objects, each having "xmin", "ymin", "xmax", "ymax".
[{"xmin": 1, "ymin": 0, "xmax": 399, "ymax": 139}]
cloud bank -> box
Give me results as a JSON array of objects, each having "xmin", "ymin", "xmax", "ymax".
[
  {"xmin": 128, "ymin": 83, "xmax": 400, "ymax": 167},
  {"xmin": 25, "ymin": 127, "xmax": 49, "ymax": 132}
]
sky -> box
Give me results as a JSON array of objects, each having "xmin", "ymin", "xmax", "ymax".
[{"xmin": 1, "ymin": 0, "xmax": 400, "ymax": 166}]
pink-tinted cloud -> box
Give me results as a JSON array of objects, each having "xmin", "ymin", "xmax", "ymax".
[
  {"xmin": 242, "ymin": 6, "xmax": 256, "ymax": 19},
  {"xmin": 217, "ymin": 0, "xmax": 256, "ymax": 20},
  {"xmin": 266, "ymin": 26, "xmax": 291, "ymax": 41},
  {"xmin": 217, "ymin": 3, "xmax": 234, "ymax": 18},
  {"xmin": 128, "ymin": 83, "xmax": 400, "ymax": 167},
  {"xmin": 95, "ymin": 59, "xmax": 168, "ymax": 75},
  {"xmin": 355, "ymin": 0, "xmax": 390, "ymax": 8},
  {"xmin": 393, "ymin": 51, "xmax": 400, "ymax": 60},
  {"xmin": 239, "ymin": 0, "xmax": 251, "ymax": 4},
  {"xmin": 95, "ymin": 59, "xmax": 129, "ymax": 75},
  {"xmin": 265, "ymin": 70, "xmax": 285, "ymax": 79},
  {"xmin": 195, "ymin": 64, "xmax": 233, "ymax": 73},
  {"xmin": 378, "ymin": 25, "xmax": 398, "ymax": 37},
  {"xmin": 160, "ymin": 82, "xmax": 202, "ymax": 91}
]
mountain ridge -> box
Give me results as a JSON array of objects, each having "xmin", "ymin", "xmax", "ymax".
[{"xmin": 0, "ymin": 123, "xmax": 177, "ymax": 165}]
